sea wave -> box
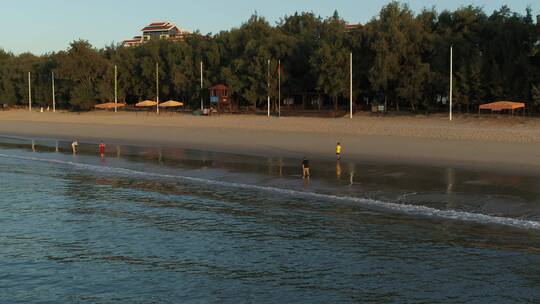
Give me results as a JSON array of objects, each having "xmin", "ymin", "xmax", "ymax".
[{"xmin": 1, "ymin": 153, "xmax": 539, "ymax": 231}]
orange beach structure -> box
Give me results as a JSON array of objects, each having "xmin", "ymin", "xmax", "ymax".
[
  {"xmin": 478, "ymin": 101, "xmax": 525, "ymax": 115},
  {"xmin": 94, "ymin": 102, "xmax": 127, "ymax": 110}
]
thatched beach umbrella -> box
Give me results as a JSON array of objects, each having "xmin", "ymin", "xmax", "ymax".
[
  {"xmin": 159, "ymin": 100, "xmax": 184, "ymax": 108},
  {"xmin": 95, "ymin": 102, "xmax": 126, "ymax": 110},
  {"xmin": 135, "ymin": 100, "xmax": 158, "ymax": 107}
]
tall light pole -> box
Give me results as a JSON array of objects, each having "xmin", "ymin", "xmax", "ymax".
[
  {"xmin": 51, "ymin": 71, "xmax": 56, "ymax": 112},
  {"xmin": 156, "ymin": 62, "xmax": 160, "ymax": 114},
  {"xmin": 267, "ymin": 59, "xmax": 270, "ymax": 117},
  {"xmin": 350, "ymin": 52, "xmax": 353, "ymax": 119},
  {"xmin": 200, "ymin": 61, "xmax": 204, "ymax": 111},
  {"xmin": 449, "ymin": 46, "xmax": 453, "ymax": 121},
  {"xmin": 114, "ymin": 65, "xmax": 118, "ymax": 113},
  {"xmin": 28, "ymin": 72, "xmax": 32, "ymax": 111}
]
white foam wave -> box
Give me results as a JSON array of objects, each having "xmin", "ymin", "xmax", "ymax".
[{"xmin": 1, "ymin": 153, "xmax": 539, "ymax": 231}]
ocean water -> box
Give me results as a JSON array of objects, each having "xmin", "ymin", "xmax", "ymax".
[{"xmin": 0, "ymin": 137, "xmax": 539, "ymax": 303}]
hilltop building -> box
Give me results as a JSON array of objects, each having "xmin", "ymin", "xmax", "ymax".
[
  {"xmin": 344, "ymin": 23, "xmax": 361, "ymax": 32},
  {"xmin": 123, "ymin": 22, "xmax": 191, "ymax": 47}
]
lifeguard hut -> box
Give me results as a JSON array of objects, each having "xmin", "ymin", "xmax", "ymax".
[{"xmin": 209, "ymin": 84, "xmax": 232, "ymax": 112}]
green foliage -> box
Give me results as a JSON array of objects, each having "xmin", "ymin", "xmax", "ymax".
[
  {"xmin": 310, "ymin": 12, "xmax": 350, "ymax": 110},
  {"xmin": 57, "ymin": 40, "xmax": 110, "ymax": 110},
  {"xmin": 0, "ymin": 3, "xmax": 539, "ymax": 112},
  {"xmin": 0, "ymin": 50, "xmax": 17, "ymax": 105},
  {"xmin": 532, "ymin": 84, "xmax": 540, "ymax": 107}
]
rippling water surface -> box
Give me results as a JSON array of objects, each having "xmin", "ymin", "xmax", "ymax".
[{"xmin": 1, "ymin": 137, "xmax": 539, "ymax": 303}]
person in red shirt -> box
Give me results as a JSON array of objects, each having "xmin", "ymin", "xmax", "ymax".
[{"xmin": 99, "ymin": 141, "xmax": 106, "ymax": 159}]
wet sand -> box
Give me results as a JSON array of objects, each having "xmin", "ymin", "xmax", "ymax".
[{"xmin": 1, "ymin": 109, "xmax": 540, "ymax": 173}]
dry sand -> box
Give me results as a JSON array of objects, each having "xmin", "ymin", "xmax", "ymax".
[{"xmin": 1, "ymin": 109, "xmax": 540, "ymax": 173}]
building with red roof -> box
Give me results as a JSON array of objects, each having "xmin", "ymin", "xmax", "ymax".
[
  {"xmin": 344, "ymin": 24, "xmax": 361, "ymax": 32},
  {"xmin": 122, "ymin": 21, "xmax": 191, "ymax": 47}
]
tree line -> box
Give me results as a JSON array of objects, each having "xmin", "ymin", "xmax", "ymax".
[{"xmin": 0, "ymin": 1, "xmax": 539, "ymax": 112}]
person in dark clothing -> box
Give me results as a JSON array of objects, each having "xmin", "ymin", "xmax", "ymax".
[{"xmin": 302, "ymin": 157, "xmax": 310, "ymax": 179}]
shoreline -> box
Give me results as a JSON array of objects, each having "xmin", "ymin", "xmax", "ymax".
[{"xmin": 1, "ymin": 110, "xmax": 540, "ymax": 175}]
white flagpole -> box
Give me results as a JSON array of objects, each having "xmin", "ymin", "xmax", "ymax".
[
  {"xmin": 449, "ymin": 46, "xmax": 453, "ymax": 121},
  {"xmin": 200, "ymin": 61, "xmax": 203, "ymax": 111},
  {"xmin": 51, "ymin": 71, "xmax": 56, "ymax": 112},
  {"xmin": 28, "ymin": 72, "xmax": 32, "ymax": 111},
  {"xmin": 156, "ymin": 62, "xmax": 159, "ymax": 114},
  {"xmin": 267, "ymin": 59, "xmax": 270, "ymax": 117},
  {"xmin": 278, "ymin": 59, "xmax": 281, "ymax": 118},
  {"xmin": 350, "ymin": 52, "xmax": 353, "ymax": 119},
  {"xmin": 114, "ymin": 65, "xmax": 118, "ymax": 113}
]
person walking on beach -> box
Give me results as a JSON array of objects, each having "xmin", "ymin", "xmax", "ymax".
[
  {"xmin": 99, "ymin": 141, "xmax": 106, "ymax": 159},
  {"xmin": 71, "ymin": 139, "xmax": 79, "ymax": 154},
  {"xmin": 336, "ymin": 142, "xmax": 342, "ymax": 160},
  {"xmin": 302, "ymin": 157, "xmax": 310, "ymax": 179}
]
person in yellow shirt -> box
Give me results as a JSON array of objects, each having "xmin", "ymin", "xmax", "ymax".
[{"xmin": 336, "ymin": 142, "xmax": 342, "ymax": 160}]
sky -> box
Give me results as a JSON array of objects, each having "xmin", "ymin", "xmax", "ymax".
[{"xmin": 1, "ymin": 0, "xmax": 538, "ymax": 55}]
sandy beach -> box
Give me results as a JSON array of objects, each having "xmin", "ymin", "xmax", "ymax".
[{"xmin": 1, "ymin": 109, "xmax": 540, "ymax": 173}]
